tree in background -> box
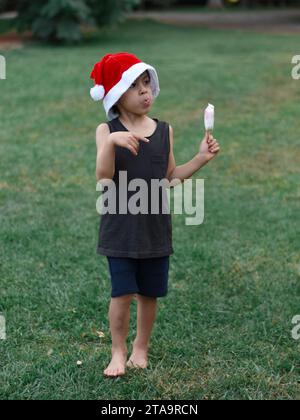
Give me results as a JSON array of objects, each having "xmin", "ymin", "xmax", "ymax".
[
  {"xmin": 87, "ymin": 0, "xmax": 140, "ymax": 27},
  {"xmin": 5, "ymin": 0, "xmax": 300, "ymax": 43},
  {"xmin": 0, "ymin": 0, "xmax": 6, "ymax": 12},
  {"xmin": 15, "ymin": 0, "xmax": 140, "ymax": 44},
  {"xmin": 0, "ymin": 0, "xmax": 18, "ymax": 12},
  {"xmin": 16, "ymin": 0, "xmax": 91, "ymax": 43}
]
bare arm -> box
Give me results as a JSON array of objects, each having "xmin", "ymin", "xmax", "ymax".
[
  {"xmin": 95, "ymin": 124, "xmax": 150, "ymax": 182},
  {"xmin": 166, "ymin": 125, "xmax": 211, "ymax": 185},
  {"xmin": 95, "ymin": 123, "xmax": 116, "ymax": 181}
]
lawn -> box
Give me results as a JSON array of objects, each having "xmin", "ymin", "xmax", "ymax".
[{"xmin": 0, "ymin": 19, "xmax": 300, "ymax": 400}]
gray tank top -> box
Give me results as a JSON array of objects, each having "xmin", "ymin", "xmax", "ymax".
[{"xmin": 96, "ymin": 116, "xmax": 174, "ymax": 258}]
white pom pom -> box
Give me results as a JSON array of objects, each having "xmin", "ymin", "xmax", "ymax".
[{"xmin": 90, "ymin": 84, "xmax": 105, "ymax": 101}]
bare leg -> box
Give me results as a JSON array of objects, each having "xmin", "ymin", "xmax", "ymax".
[
  {"xmin": 104, "ymin": 294, "xmax": 134, "ymax": 377},
  {"xmin": 127, "ymin": 294, "xmax": 157, "ymax": 369}
]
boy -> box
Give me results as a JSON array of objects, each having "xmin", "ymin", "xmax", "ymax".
[{"xmin": 90, "ymin": 52, "xmax": 220, "ymax": 377}]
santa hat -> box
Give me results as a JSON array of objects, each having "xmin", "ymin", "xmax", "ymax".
[{"xmin": 89, "ymin": 52, "xmax": 160, "ymax": 121}]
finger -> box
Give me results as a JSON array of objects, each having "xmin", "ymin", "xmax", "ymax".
[
  {"xmin": 132, "ymin": 133, "xmax": 149, "ymax": 143},
  {"xmin": 207, "ymin": 134, "xmax": 214, "ymax": 143},
  {"xmin": 128, "ymin": 144, "xmax": 138, "ymax": 156},
  {"xmin": 138, "ymin": 137, "xmax": 150, "ymax": 143},
  {"xmin": 128, "ymin": 142, "xmax": 139, "ymax": 155},
  {"xmin": 129, "ymin": 138, "xmax": 139, "ymax": 149},
  {"xmin": 212, "ymin": 140, "xmax": 219, "ymax": 146},
  {"xmin": 131, "ymin": 133, "xmax": 140, "ymax": 142},
  {"xmin": 129, "ymin": 135, "xmax": 139, "ymax": 144}
]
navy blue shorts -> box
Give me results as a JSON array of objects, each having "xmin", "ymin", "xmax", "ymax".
[{"xmin": 106, "ymin": 256, "xmax": 170, "ymax": 298}]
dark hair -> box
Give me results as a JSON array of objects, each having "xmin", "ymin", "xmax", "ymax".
[{"xmin": 111, "ymin": 104, "xmax": 119, "ymax": 114}]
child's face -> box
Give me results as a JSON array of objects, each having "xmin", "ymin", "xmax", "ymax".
[{"xmin": 116, "ymin": 71, "xmax": 153, "ymax": 116}]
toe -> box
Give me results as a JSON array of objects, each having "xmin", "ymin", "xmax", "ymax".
[
  {"xmin": 127, "ymin": 358, "xmax": 144, "ymax": 369},
  {"xmin": 127, "ymin": 359, "xmax": 134, "ymax": 367},
  {"xmin": 104, "ymin": 365, "xmax": 125, "ymax": 377}
]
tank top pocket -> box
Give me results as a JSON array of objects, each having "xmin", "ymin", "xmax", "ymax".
[{"xmin": 151, "ymin": 155, "xmax": 167, "ymax": 179}]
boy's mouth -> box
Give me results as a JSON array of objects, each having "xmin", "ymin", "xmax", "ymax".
[{"xmin": 142, "ymin": 98, "xmax": 151, "ymax": 107}]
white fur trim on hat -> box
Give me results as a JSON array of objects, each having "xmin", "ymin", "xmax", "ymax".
[
  {"xmin": 90, "ymin": 84, "xmax": 105, "ymax": 101},
  {"xmin": 103, "ymin": 62, "xmax": 160, "ymax": 121}
]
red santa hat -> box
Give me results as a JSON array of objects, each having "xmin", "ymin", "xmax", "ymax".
[{"xmin": 89, "ymin": 52, "xmax": 160, "ymax": 121}]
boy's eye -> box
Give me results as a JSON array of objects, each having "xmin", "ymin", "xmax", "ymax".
[{"xmin": 131, "ymin": 79, "xmax": 150, "ymax": 88}]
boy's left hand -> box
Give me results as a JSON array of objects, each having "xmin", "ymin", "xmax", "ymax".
[{"xmin": 199, "ymin": 132, "xmax": 220, "ymax": 162}]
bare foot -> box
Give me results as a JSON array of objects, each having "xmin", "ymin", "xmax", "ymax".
[
  {"xmin": 127, "ymin": 344, "xmax": 148, "ymax": 369},
  {"xmin": 104, "ymin": 348, "xmax": 127, "ymax": 377}
]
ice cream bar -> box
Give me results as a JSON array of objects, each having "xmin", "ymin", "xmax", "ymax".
[{"xmin": 204, "ymin": 103, "xmax": 215, "ymax": 132}]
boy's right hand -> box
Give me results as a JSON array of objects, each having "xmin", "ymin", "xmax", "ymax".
[{"xmin": 110, "ymin": 131, "xmax": 150, "ymax": 156}]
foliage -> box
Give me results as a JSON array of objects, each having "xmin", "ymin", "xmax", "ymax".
[
  {"xmin": 16, "ymin": 0, "xmax": 92, "ymax": 43},
  {"xmin": 16, "ymin": 0, "xmax": 140, "ymax": 44},
  {"xmin": 87, "ymin": 0, "xmax": 140, "ymax": 27}
]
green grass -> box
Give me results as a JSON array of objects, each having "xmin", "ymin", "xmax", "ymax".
[{"xmin": 0, "ymin": 19, "xmax": 300, "ymax": 400}]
